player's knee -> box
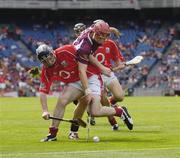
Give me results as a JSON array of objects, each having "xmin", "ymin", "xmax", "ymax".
[
  {"xmin": 90, "ymin": 111, "xmax": 97, "ymax": 117},
  {"xmin": 57, "ymin": 98, "xmax": 68, "ymax": 107},
  {"xmin": 90, "ymin": 110, "xmax": 100, "ymax": 117},
  {"xmin": 114, "ymin": 93, "xmax": 124, "ymax": 102},
  {"xmin": 78, "ymin": 103, "xmax": 88, "ymax": 109}
]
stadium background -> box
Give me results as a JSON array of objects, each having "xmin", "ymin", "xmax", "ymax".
[
  {"xmin": 0, "ymin": 1, "xmax": 180, "ymax": 158},
  {"xmin": 0, "ymin": 0, "xmax": 180, "ymax": 97}
]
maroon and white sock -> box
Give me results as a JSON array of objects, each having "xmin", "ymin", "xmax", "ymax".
[
  {"xmin": 109, "ymin": 97, "xmax": 117, "ymax": 105},
  {"xmin": 114, "ymin": 107, "xmax": 123, "ymax": 117},
  {"xmin": 49, "ymin": 127, "xmax": 58, "ymax": 137},
  {"xmin": 108, "ymin": 116, "xmax": 117, "ymax": 126}
]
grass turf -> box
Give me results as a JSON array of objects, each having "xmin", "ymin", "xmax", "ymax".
[{"xmin": 0, "ymin": 97, "xmax": 180, "ymax": 158}]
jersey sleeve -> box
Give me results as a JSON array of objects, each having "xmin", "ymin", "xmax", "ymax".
[
  {"xmin": 75, "ymin": 39, "xmax": 92, "ymax": 64},
  {"xmin": 110, "ymin": 41, "xmax": 125, "ymax": 62},
  {"xmin": 39, "ymin": 67, "xmax": 52, "ymax": 94}
]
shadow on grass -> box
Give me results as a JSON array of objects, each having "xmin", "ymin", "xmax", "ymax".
[
  {"xmin": 75, "ymin": 137, "xmax": 165, "ymax": 143},
  {"xmin": 120, "ymin": 129, "xmax": 161, "ymax": 134}
]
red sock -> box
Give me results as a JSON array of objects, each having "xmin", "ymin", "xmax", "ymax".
[
  {"xmin": 110, "ymin": 97, "xmax": 117, "ymax": 105},
  {"xmin": 49, "ymin": 127, "xmax": 58, "ymax": 137},
  {"xmin": 108, "ymin": 116, "xmax": 117, "ymax": 126},
  {"xmin": 114, "ymin": 107, "xmax": 123, "ymax": 117}
]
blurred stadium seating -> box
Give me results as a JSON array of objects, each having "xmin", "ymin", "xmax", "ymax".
[{"xmin": 0, "ymin": 2, "xmax": 180, "ymax": 96}]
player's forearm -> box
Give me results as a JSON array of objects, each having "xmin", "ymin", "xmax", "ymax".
[
  {"xmin": 40, "ymin": 92, "xmax": 48, "ymax": 112},
  {"xmin": 89, "ymin": 54, "xmax": 105, "ymax": 71},
  {"xmin": 112, "ymin": 60, "xmax": 125, "ymax": 71},
  {"xmin": 78, "ymin": 63, "xmax": 89, "ymax": 91},
  {"xmin": 111, "ymin": 63, "xmax": 125, "ymax": 72},
  {"xmin": 89, "ymin": 55, "xmax": 111, "ymax": 76},
  {"xmin": 79, "ymin": 71, "xmax": 89, "ymax": 90}
]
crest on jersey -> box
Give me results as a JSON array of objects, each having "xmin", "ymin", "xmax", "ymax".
[
  {"xmin": 61, "ymin": 60, "xmax": 68, "ymax": 67},
  {"xmin": 106, "ymin": 47, "xmax": 110, "ymax": 53}
]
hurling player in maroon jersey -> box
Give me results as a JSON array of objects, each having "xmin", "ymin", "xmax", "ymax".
[{"xmin": 68, "ymin": 21, "xmax": 133, "ymax": 139}]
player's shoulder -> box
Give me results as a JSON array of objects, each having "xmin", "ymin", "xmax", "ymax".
[
  {"xmin": 55, "ymin": 44, "xmax": 76, "ymax": 54},
  {"xmin": 104, "ymin": 39, "xmax": 116, "ymax": 46}
]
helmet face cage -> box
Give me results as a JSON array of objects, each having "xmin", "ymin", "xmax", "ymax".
[
  {"xmin": 37, "ymin": 51, "xmax": 51, "ymax": 63},
  {"xmin": 74, "ymin": 23, "xmax": 86, "ymax": 35},
  {"xmin": 38, "ymin": 53, "xmax": 56, "ymax": 67},
  {"xmin": 36, "ymin": 44, "xmax": 55, "ymax": 66}
]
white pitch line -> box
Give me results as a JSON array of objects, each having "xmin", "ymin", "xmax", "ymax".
[{"xmin": 2, "ymin": 147, "xmax": 180, "ymax": 156}]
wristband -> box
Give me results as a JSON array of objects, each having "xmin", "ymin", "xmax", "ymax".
[{"xmin": 42, "ymin": 111, "xmax": 49, "ymax": 117}]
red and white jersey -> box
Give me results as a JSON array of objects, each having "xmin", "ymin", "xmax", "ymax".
[
  {"xmin": 0, "ymin": 76, "xmax": 5, "ymax": 83},
  {"xmin": 39, "ymin": 44, "xmax": 100, "ymax": 94},
  {"xmin": 94, "ymin": 39, "xmax": 125, "ymax": 68},
  {"xmin": 39, "ymin": 45, "xmax": 78, "ymax": 94}
]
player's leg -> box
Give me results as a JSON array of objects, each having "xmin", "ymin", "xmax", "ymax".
[
  {"xmin": 90, "ymin": 95, "xmax": 116, "ymax": 116},
  {"xmin": 41, "ymin": 85, "xmax": 83, "ymax": 142},
  {"xmin": 101, "ymin": 90, "xmax": 119, "ymax": 130},
  {"xmin": 102, "ymin": 73, "xmax": 123, "ymax": 130},
  {"xmin": 73, "ymin": 99, "xmax": 95, "ymax": 126},
  {"xmin": 69, "ymin": 96, "xmax": 88, "ymax": 139},
  {"xmin": 104, "ymin": 74, "xmax": 133, "ymax": 130},
  {"xmin": 107, "ymin": 78, "xmax": 124, "ymax": 105},
  {"xmin": 102, "ymin": 72, "xmax": 124, "ymax": 105},
  {"xmin": 51, "ymin": 86, "xmax": 83, "ymax": 127},
  {"xmin": 90, "ymin": 95, "xmax": 133, "ymax": 131},
  {"xmin": 87, "ymin": 112, "xmax": 96, "ymax": 125},
  {"xmin": 69, "ymin": 75, "xmax": 102, "ymax": 139},
  {"xmin": 69, "ymin": 94, "xmax": 133, "ymax": 140}
]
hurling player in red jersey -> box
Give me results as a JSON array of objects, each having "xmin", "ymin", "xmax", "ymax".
[
  {"xmin": 39, "ymin": 21, "xmax": 111, "ymax": 142},
  {"xmin": 37, "ymin": 44, "xmax": 107, "ymax": 142},
  {"xmin": 37, "ymin": 43, "xmax": 133, "ymax": 142},
  {"xmin": 38, "ymin": 23, "xmax": 133, "ymax": 142}
]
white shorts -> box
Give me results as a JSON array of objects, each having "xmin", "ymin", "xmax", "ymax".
[
  {"xmin": 102, "ymin": 72, "xmax": 118, "ymax": 87},
  {"xmin": 68, "ymin": 75, "xmax": 102, "ymax": 96}
]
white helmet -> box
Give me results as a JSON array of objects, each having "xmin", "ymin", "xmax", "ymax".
[{"xmin": 36, "ymin": 44, "xmax": 53, "ymax": 62}]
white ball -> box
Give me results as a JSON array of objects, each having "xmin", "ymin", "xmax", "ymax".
[{"xmin": 93, "ymin": 136, "xmax": 100, "ymax": 142}]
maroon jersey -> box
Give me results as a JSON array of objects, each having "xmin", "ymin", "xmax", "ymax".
[{"xmin": 73, "ymin": 27, "xmax": 101, "ymax": 64}]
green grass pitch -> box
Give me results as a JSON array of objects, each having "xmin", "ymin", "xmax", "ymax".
[{"xmin": 0, "ymin": 97, "xmax": 180, "ymax": 158}]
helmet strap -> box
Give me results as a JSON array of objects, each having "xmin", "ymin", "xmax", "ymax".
[{"xmin": 92, "ymin": 32, "xmax": 96, "ymax": 40}]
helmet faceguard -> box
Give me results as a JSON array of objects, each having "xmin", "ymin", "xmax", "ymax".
[
  {"xmin": 36, "ymin": 44, "xmax": 56, "ymax": 67},
  {"xmin": 74, "ymin": 23, "xmax": 86, "ymax": 36},
  {"xmin": 92, "ymin": 21, "xmax": 110, "ymax": 44}
]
